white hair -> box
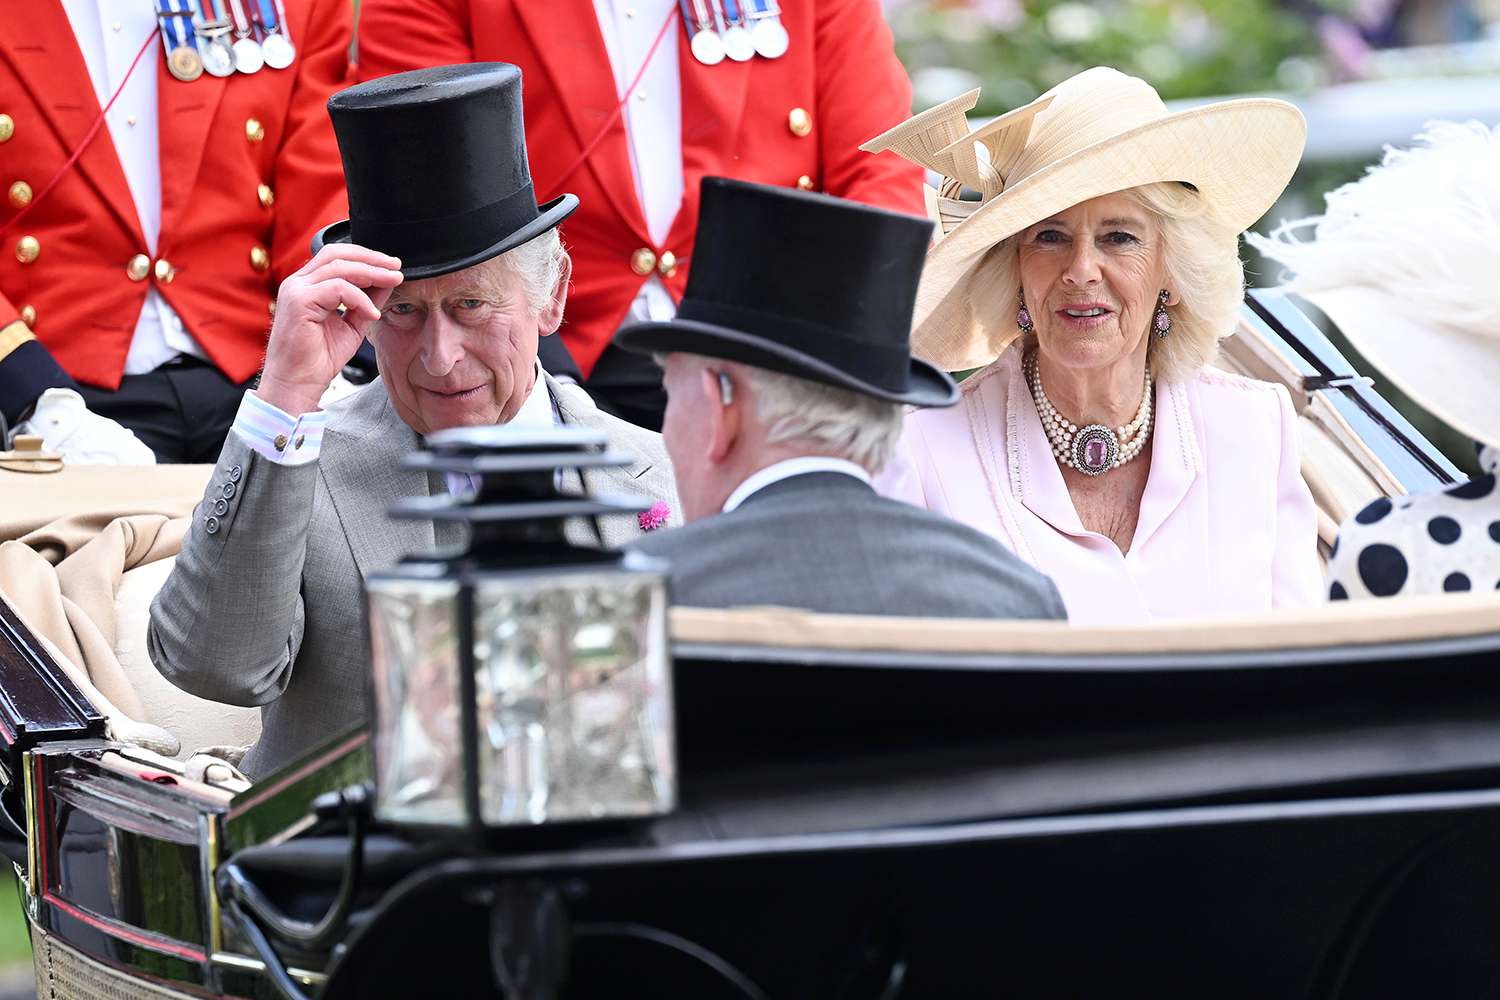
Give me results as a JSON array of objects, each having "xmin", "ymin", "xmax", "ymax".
[
  {"xmin": 475, "ymin": 228, "xmax": 568, "ymax": 316},
  {"xmin": 967, "ymin": 181, "xmax": 1244, "ymax": 382},
  {"xmin": 743, "ymin": 366, "xmax": 905, "ymax": 472}
]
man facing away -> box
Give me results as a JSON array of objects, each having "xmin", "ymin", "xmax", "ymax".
[
  {"xmin": 149, "ymin": 65, "xmax": 677, "ymax": 778},
  {"xmin": 617, "ymin": 178, "xmax": 1066, "ymax": 620}
]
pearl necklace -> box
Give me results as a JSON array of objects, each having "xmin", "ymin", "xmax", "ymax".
[{"xmin": 1024, "ymin": 351, "xmax": 1153, "ymax": 477}]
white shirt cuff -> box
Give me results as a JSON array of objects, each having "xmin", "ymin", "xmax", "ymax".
[{"xmin": 230, "ymin": 390, "xmax": 328, "ymax": 466}]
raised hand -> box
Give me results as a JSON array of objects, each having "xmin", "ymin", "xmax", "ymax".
[{"xmin": 256, "ymin": 244, "xmax": 403, "ymax": 416}]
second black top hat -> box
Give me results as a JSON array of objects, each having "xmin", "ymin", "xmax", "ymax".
[
  {"xmin": 615, "ymin": 178, "xmax": 957, "ymax": 407},
  {"xmin": 312, "ymin": 63, "xmax": 577, "ymax": 280}
]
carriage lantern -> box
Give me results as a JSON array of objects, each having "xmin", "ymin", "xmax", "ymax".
[{"xmin": 363, "ymin": 426, "xmax": 675, "ymax": 833}]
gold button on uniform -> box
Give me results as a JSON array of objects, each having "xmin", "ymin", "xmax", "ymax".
[
  {"xmin": 154, "ymin": 258, "xmax": 175, "ymax": 283},
  {"xmin": 19, "ymin": 305, "xmax": 35, "ymax": 328},
  {"xmin": 796, "ymin": 174, "xmax": 814, "ymax": 191},
  {"xmin": 14, "ymin": 236, "xmax": 39, "ymax": 264},
  {"xmin": 0, "ymin": 115, "xmax": 13, "ymax": 143},
  {"xmin": 630, "ymin": 247, "xmax": 657, "ymax": 276},
  {"xmin": 126, "ymin": 253, "xmax": 150, "ymax": 281},
  {"xmin": 8, "ymin": 181, "xmax": 31, "ymax": 208},
  {"xmin": 657, "ymin": 250, "xmax": 677, "ymax": 278},
  {"xmin": 249, "ymin": 245, "xmax": 270, "ymax": 272},
  {"xmin": 787, "ymin": 107, "xmax": 812, "ymax": 137},
  {"xmin": 245, "ymin": 118, "xmax": 265, "ymax": 143},
  {"xmin": 257, "ymin": 183, "xmax": 275, "ymax": 208}
]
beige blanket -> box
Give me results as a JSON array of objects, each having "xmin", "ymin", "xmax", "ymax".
[{"xmin": 0, "ymin": 464, "xmax": 215, "ymax": 754}]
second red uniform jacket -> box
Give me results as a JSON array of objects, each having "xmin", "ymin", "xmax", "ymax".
[
  {"xmin": 0, "ymin": 0, "xmax": 350, "ymax": 408},
  {"xmin": 356, "ymin": 0, "xmax": 924, "ymax": 377}
]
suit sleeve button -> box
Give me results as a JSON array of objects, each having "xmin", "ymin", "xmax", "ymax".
[
  {"xmin": 204, "ymin": 515, "xmax": 220, "ymax": 535},
  {"xmin": 214, "ymin": 498, "xmax": 228, "ymax": 516},
  {"xmin": 221, "ymin": 481, "xmax": 237, "ymax": 500},
  {"xmin": 228, "ymin": 464, "xmax": 242, "ymax": 482}
]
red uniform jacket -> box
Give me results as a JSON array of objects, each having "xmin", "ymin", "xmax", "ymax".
[
  {"xmin": 0, "ymin": 0, "xmax": 350, "ymax": 399},
  {"xmin": 357, "ymin": 0, "xmax": 923, "ymax": 377}
]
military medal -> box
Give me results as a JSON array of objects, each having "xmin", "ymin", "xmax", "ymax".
[
  {"xmin": 680, "ymin": 0, "xmax": 725, "ymax": 66},
  {"xmin": 157, "ymin": 0, "xmax": 206, "ymax": 81},
  {"xmin": 718, "ymin": 0, "xmax": 755, "ymax": 62},
  {"xmin": 745, "ymin": 0, "xmax": 789, "ymax": 59},
  {"xmin": 196, "ymin": 0, "xmax": 237, "ymax": 78},
  {"xmin": 254, "ymin": 0, "xmax": 296, "ymax": 69},
  {"xmin": 168, "ymin": 44, "xmax": 204, "ymax": 81},
  {"xmin": 226, "ymin": 0, "xmax": 264, "ymax": 73}
]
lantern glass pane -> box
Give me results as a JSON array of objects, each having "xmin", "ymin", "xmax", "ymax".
[
  {"xmin": 472, "ymin": 570, "xmax": 674, "ymax": 825},
  {"xmin": 367, "ymin": 578, "xmax": 465, "ymax": 826}
]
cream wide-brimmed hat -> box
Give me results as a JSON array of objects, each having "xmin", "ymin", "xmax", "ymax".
[
  {"xmin": 862, "ymin": 67, "xmax": 1307, "ymax": 371},
  {"xmin": 1249, "ymin": 120, "xmax": 1500, "ymax": 452}
]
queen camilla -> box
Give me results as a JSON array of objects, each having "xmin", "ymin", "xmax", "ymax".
[{"xmin": 867, "ymin": 68, "xmax": 1322, "ymax": 624}]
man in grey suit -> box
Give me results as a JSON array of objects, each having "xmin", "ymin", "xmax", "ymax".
[
  {"xmin": 615, "ymin": 178, "xmax": 1065, "ymax": 620},
  {"xmin": 149, "ymin": 65, "xmax": 676, "ymax": 779}
]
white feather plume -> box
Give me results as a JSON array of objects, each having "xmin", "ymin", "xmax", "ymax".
[{"xmin": 1247, "ymin": 120, "xmax": 1500, "ymax": 339}]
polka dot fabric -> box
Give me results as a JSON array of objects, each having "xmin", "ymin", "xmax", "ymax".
[{"xmin": 1327, "ymin": 446, "xmax": 1500, "ymax": 600}]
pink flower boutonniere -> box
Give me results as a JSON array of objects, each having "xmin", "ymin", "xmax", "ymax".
[{"xmin": 638, "ymin": 501, "xmax": 671, "ymax": 532}]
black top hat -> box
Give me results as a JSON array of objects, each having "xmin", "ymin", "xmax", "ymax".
[
  {"xmin": 312, "ymin": 63, "xmax": 576, "ymax": 280},
  {"xmin": 614, "ymin": 178, "xmax": 957, "ymax": 408}
]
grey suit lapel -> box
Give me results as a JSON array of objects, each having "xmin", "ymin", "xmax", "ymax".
[
  {"xmin": 321, "ymin": 381, "xmax": 434, "ymax": 577},
  {"xmin": 549, "ymin": 374, "xmax": 659, "ymax": 547}
]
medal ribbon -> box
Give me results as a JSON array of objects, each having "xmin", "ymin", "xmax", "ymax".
[
  {"xmin": 744, "ymin": 0, "xmax": 781, "ymax": 18},
  {"xmin": 678, "ymin": 0, "xmax": 712, "ymax": 33},
  {"xmin": 271, "ymin": 0, "xmax": 294, "ymax": 44},
  {"xmin": 225, "ymin": 0, "xmax": 254, "ymax": 37},
  {"xmin": 542, "ymin": 5, "xmax": 679, "ymax": 201},
  {"xmin": 156, "ymin": 0, "xmax": 194, "ymax": 56},
  {"xmin": 201, "ymin": 0, "xmax": 229, "ymax": 23},
  {"xmin": 252, "ymin": 0, "xmax": 279, "ymax": 34},
  {"xmin": 721, "ymin": 0, "xmax": 744, "ymax": 26},
  {"xmin": 1, "ymin": 31, "xmax": 158, "ymax": 239}
]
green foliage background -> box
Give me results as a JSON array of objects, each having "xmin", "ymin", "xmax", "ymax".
[{"xmin": 891, "ymin": 0, "xmax": 1329, "ymax": 115}]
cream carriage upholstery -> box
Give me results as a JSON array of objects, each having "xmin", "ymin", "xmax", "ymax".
[
  {"xmin": 0, "ymin": 309, "xmax": 1454, "ymax": 770},
  {"xmin": 0, "ymin": 463, "xmax": 261, "ymax": 765},
  {"xmin": 1216, "ymin": 317, "xmax": 1399, "ymax": 560}
]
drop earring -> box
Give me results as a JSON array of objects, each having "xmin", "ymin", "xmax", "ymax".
[
  {"xmin": 1153, "ymin": 289, "xmax": 1172, "ymax": 340},
  {"xmin": 1018, "ymin": 292, "xmax": 1034, "ymax": 335}
]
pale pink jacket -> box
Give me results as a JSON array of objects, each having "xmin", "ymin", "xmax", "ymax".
[{"xmin": 876, "ymin": 345, "xmax": 1323, "ymax": 624}]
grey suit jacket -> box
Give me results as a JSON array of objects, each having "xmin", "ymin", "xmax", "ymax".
[
  {"xmin": 629, "ymin": 472, "xmax": 1066, "ymax": 619},
  {"xmin": 148, "ymin": 376, "xmax": 677, "ymax": 778}
]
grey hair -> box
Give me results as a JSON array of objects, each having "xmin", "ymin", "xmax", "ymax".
[
  {"xmin": 471, "ymin": 228, "xmax": 568, "ymax": 316},
  {"xmin": 743, "ymin": 366, "xmax": 905, "ymax": 472},
  {"xmin": 966, "ymin": 182, "xmax": 1244, "ymax": 382}
]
